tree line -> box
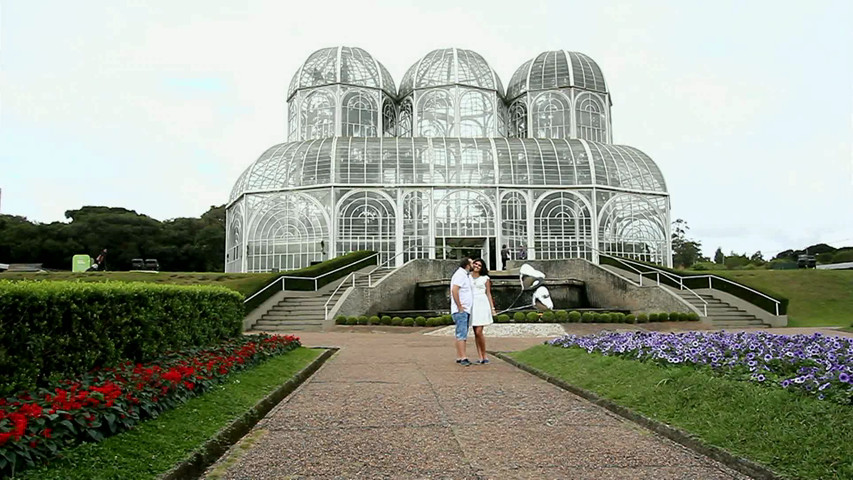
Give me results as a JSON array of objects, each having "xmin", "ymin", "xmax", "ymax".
[{"xmin": 0, "ymin": 206, "xmax": 225, "ymax": 272}]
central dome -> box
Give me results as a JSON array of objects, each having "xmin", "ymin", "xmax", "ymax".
[
  {"xmin": 287, "ymin": 46, "xmax": 396, "ymax": 100},
  {"xmin": 398, "ymin": 48, "xmax": 504, "ymax": 98},
  {"xmin": 506, "ymin": 50, "xmax": 607, "ymax": 101}
]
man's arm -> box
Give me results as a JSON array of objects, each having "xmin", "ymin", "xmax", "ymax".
[{"xmin": 451, "ymin": 284, "xmax": 464, "ymax": 312}]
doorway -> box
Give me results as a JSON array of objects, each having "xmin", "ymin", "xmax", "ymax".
[{"xmin": 436, "ymin": 237, "xmax": 497, "ymax": 270}]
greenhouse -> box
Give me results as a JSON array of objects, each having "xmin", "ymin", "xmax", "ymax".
[{"xmin": 226, "ymin": 47, "xmax": 670, "ymax": 272}]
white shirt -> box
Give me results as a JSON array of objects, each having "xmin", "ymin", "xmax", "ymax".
[{"xmin": 450, "ymin": 267, "xmax": 473, "ymax": 314}]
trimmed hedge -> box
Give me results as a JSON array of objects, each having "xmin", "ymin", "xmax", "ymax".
[
  {"xmin": 0, "ymin": 280, "xmax": 244, "ymax": 396},
  {"xmin": 599, "ymin": 256, "xmax": 789, "ymax": 315}
]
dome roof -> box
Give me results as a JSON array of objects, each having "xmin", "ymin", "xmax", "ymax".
[
  {"xmin": 506, "ymin": 51, "xmax": 607, "ymax": 101},
  {"xmin": 286, "ymin": 46, "xmax": 396, "ymax": 100},
  {"xmin": 229, "ymin": 138, "xmax": 665, "ymax": 203},
  {"xmin": 398, "ymin": 48, "xmax": 504, "ymax": 98}
]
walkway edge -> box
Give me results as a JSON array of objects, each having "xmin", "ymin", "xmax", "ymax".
[
  {"xmin": 159, "ymin": 347, "xmax": 338, "ymax": 480},
  {"xmin": 491, "ymin": 351, "xmax": 782, "ymax": 480}
]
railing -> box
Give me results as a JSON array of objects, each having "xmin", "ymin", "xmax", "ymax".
[
  {"xmin": 323, "ymin": 271, "xmax": 359, "ymax": 321},
  {"xmin": 597, "ymin": 252, "xmax": 708, "ymax": 317},
  {"xmin": 685, "ymin": 274, "xmax": 783, "ymax": 316},
  {"xmin": 243, "ymin": 253, "xmax": 380, "ymax": 306}
]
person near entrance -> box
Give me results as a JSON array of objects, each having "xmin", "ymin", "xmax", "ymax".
[
  {"xmin": 450, "ymin": 256, "xmax": 474, "ymax": 366},
  {"xmin": 500, "ymin": 244, "xmax": 511, "ymax": 269},
  {"xmin": 470, "ymin": 258, "xmax": 496, "ymax": 364}
]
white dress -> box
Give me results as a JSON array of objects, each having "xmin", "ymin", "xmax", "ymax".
[{"xmin": 471, "ymin": 275, "xmax": 494, "ymax": 326}]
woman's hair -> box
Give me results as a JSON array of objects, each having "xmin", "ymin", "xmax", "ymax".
[{"xmin": 473, "ymin": 258, "xmax": 489, "ymax": 277}]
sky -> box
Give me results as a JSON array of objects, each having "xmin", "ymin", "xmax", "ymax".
[{"xmin": 1, "ymin": 0, "xmax": 851, "ymax": 259}]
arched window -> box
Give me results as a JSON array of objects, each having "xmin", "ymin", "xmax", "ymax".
[
  {"xmin": 402, "ymin": 191, "xmax": 429, "ymax": 261},
  {"xmin": 418, "ymin": 90, "xmax": 454, "ymax": 137},
  {"xmin": 534, "ymin": 192, "xmax": 593, "ymax": 260},
  {"xmin": 382, "ymin": 100, "xmax": 396, "ymax": 137},
  {"xmin": 434, "ymin": 190, "xmax": 494, "ymax": 238},
  {"xmin": 287, "ymin": 101, "xmax": 298, "ymax": 141},
  {"xmin": 342, "ymin": 91, "xmax": 377, "ymax": 137},
  {"xmin": 300, "ymin": 90, "xmax": 336, "ymax": 140},
  {"xmin": 531, "ymin": 92, "xmax": 570, "ymax": 139},
  {"xmin": 577, "ymin": 95, "xmax": 606, "ymax": 142},
  {"xmin": 458, "ymin": 90, "xmax": 493, "ymax": 137},
  {"xmin": 509, "ymin": 100, "xmax": 528, "ymax": 138},
  {"xmin": 598, "ymin": 194, "xmax": 667, "ymax": 265},
  {"xmin": 246, "ymin": 193, "xmax": 328, "ymax": 272},
  {"xmin": 500, "ymin": 192, "xmax": 527, "ymax": 263},
  {"xmin": 336, "ymin": 191, "xmax": 396, "ymax": 264},
  {"xmin": 398, "ymin": 98, "xmax": 413, "ymax": 137}
]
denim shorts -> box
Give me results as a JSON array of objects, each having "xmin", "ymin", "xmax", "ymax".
[{"xmin": 452, "ymin": 312, "xmax": 470, "ymax": 340}]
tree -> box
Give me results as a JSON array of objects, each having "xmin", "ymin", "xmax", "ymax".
[
  {"xmin": 671, "ymin": 219, "xmax": 702, "ymax": 268},
  {"xmin": 713, "ymin": 247, "xmax": 725, "ymax": 264}
]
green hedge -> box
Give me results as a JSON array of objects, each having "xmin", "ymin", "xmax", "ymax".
[
  {"xmin": 0, "ymin": 280, "xmax": 244, "ymax": 396},
  {"xmin": 599, "ymin": 256, "xmax": 789, "ymax": 315},
  {"xmin": 243, "ymin": 251, "xmax": 378, "ymax": 313}
]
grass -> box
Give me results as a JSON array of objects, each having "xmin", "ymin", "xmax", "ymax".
[
  {"xmin": 696, "ymin": 269, "xmax": 853, "ymax": 327},
  {"xmin": 510, "ymin": 344, "xmax": 853, "ymax": 480},
  {"xmin": 0, "ymin": 271, "xmax": 280, "ymax": 297},
  {"xmin": 15, "ymin": 347, "xmax": 322, "ymax": 480}
]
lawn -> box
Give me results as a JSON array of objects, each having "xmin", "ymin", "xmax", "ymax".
[
  {"xmin": 0, "ymin": 271, "xmax": 280, "ymax": 297},
  {"xmin": 699, "ymin": 269, "xmax": 853, "ymax": 327},
  {"xmin": 510, "ymin": 344, "xmax": 852, "ymax": 480},
  {"xmin": 15, "ymin": 347, "xmax": 322, "ymax": 480}
]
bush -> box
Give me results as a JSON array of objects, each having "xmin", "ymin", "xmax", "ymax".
[
  {"xmin": 541, "ymin": 311, "xmax": 555, "ymax": 322},
  {"xmin": 415, "ymin": 316, "xmax": 427, "ymax": 327},
  {"xmin": 402, "ymin": 317, "xmax": 415, "ymax": 327},
  {"xmin": 581, "ymin": 312, "xmax": 594, "ymax": 323},
  {"xmin": 648, "ymin": 313, "xmax": 659, "ymax": 322},
  {"xmin": 569, "ymin": 311, "xmax": 582, "ymax": 322},
  {"xmin": 637, "ymin": 313, "xmax": 649, "ymax": 323},
  {"xmin": 391, "ymin": 316, "xmax": 403, "ymax": 326},
  {"xmin": 496, "ymin": 314, "xmax": 510, "ymax": 323},
  {"xmin": 442, "ymin": 314, "xmax": 452, "ymax": 324},
  {"xmin": 527, "ymin": 312, "xmax": 540, "ymax": 323},
  {"xmin": 346, "ymin": 316, "xmax": 359, "ymax": 325},
  {"xmin": 658, "ymin": 312, "xmax": 670, "ymax": 322},
  {"xmin": 612, "ymin": 312, "xmax": 626, "ymax": 323},
  {"xmin": 555, "ymin": 310, "xmax": 569, "ymax": 323},
  {"xmin": 669, "ymin": 312, "xmax": 681, "ymax": 322},
  {"xmin": 380, "ymin": 315, "xmax": 392, "ymax": 326},
  {"xmin": 598, "ymin": 313, "xmax": 611, "ymax": 323},
  {"xmin": 335, "ymin": 315, "xmax": 347, "ymax": 325},
  {"xmin": 513, "ymin": 312, "xmax": 527, "ymax": 323},
  {"xmin": 625, "ymin": 314, "xmax": 637, "ymax": 324},
  {"xmin": 364, "ymin": 316, "xmax": 376, "ymax": 325},
  {"xmin": 686, "ymin": 312, "xmax": 700, "ymax": 321},
  {"xmin": 0, "ymin": 280, "xmax": 244, "ymax": 396},
  {"xmin": 425, "ymin": 317, "xmax": 438, "ymax": 327}
]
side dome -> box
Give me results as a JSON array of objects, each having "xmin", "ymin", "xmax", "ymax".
[
  {"xmin": 506, "ymin": 51, "xmax": 607, "ymax": 101},
  {"xmin": 286, "ymin": 46, "xmax": 396, "ymax": 100},
  {"xmin": 399, "ymin": 48, "xmax": 504, "ymax": 98}
]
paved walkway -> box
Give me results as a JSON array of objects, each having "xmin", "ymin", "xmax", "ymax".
[{"xmin": 205, "ymin": 329, "xmax": 753, "ymax": 479}]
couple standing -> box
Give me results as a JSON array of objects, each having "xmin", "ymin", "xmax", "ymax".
[{"xmin": 450, "ymin": 257, "xmax": 496, "ymax": 366}]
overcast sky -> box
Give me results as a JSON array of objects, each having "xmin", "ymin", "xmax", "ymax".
[{"xmin": 1, "ymin": 0, "xmax": 851, "ymax": 258}]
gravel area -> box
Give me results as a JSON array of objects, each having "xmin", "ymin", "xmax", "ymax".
[{"xmin": 425, "ymin": 323, "xmax": 568, "ymax": 337}]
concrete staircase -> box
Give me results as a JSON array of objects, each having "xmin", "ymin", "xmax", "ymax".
[
  {"xmin": 249, "ymin": 267, "xmax": 396, "ymax": 332},
  {"xmin": 673, "ymin": 290, "xmax": 769, "ymax": 329}
]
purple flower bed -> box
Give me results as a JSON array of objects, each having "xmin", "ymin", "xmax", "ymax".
[{"xmin": 547, "ymin": 331, "xmax": 853, "ymax": 405}]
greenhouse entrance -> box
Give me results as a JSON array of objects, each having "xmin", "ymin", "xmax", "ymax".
[{"xmin": 436, "ymin": 237, "xmax": 497, "ymax": 269}]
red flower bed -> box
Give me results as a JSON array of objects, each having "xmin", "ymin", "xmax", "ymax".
[{"xmin": 0, "ymin": 334, "xmax": 300, "ymax": 476}]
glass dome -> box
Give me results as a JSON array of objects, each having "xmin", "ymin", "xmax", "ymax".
[
  {"xmin": 286, "ymin": 46, "xmax": 396, "ymax": 100},
  {"xmin": 506, "ymin": 51, "xmax": 607, "ymax": 101},
  {"xmin": 398, "ymin": 48, "xmax": 504, "ymax": 98}
]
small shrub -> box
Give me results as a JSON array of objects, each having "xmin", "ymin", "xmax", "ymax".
[
  {"xmin": 496, "ymin": 314, "xmax": 510, "ymax": 323},
  {"xmin": 648, "ymin": 313, "xmax": 659, "ymax": 322},
  {"xmin": 637, "ymin": 313, "xmax": 649, "ymax": 323},
  {"xmin": 687, "ymin": 312, "xmax": 700, "ymax": 321},
  {"xmin": 442, "ymin": 314, "xmax": 452, "ymax": 324},
  {"xmin": 513, "ymin": 312, "xmax": 526, "ymax": 323},
  {"xmin": 367, "ymin": 316, "xmax": 379, "ymax": 325},
  {"xmin": 598, "ymin": 313, "xmax": 610, "ymax": 323},
  {"xmin": 380, "ymin": 315, "xmax": 392, "ymax": 325},
  {"xmin": 625, "ymin": 314, "xmax": 636, "ymax": 324},
  {"xmin": 335, "ymin": 315, "xmax": 347, "ymax": 325},
  {"xmin": 669, "ymin": 312, "xmax": 682, "ymax": 322},
  {"xmin": 415, "ymin": 316, "xmax": 427, "ymax": 327},
  {"xmin": 425, "ymin": 317, "xmax": 438, "ymax": 327},
  {"xmin": 541, "ymin": 311, "xmax": 555, "ymax": 322},
  {"xmin": 568, "ymin": 311, "xmax": 582, "ymax": 322},
  {"xmin": 555, "ymin": 310, "xmax": 569, "ymax": 322},
  {"xmin": 391, "ymin": 316, "xmax": 403, "ymax": 326},
  {"xmin": 612, "ymin": 312, "xmax": 626, "ymax": 323},
  {"xmin": 581, "ymin": 312, "xmax": 594, "ymax": 323},
  {"xmin": 346, "ymin": 316, "xmax": 359, "ymax": 325},
  {"xmin": 527, "ymin": 311, "xmax": 540, "ymax": 323},
  {"xmin": 402, "ymin": 317, "xmax": 415, "ymax": 327},
  {"xmin": 658, "ymin": 312, "xmax": 670, "ymax": 322}
]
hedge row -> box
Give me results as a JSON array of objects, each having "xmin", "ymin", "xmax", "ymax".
[
  {"xmin": 599, "ymin": 256, "xmax": 789, "ymax": 315},
  {"xmin": 0, "ymin": 280, "xmax": 244, "ymax": 396},
  {"xmin": 243, "ymin": 250, "xmax": 377, "ymax": 314},
  {"xmin": 334, "ymin": 310, "xmax": 700, "ymax": 327}
]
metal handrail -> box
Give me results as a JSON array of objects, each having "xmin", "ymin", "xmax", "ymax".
[
  {"xmin": 243, "ymin": 253, "xmax": 380, "ymax": 304},
  {"xmin": 323, "ymin": 271, "xmax": 358, "ymax": 321},
  {"xmin": 683, "ymin": 274, "xmax": 782, "ymax": 316}
]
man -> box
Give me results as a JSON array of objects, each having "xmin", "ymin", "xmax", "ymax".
[
  {"xmin": 500, "ymin": 244, "xmax": 511, "ymax": 269},
  {"xmin": 450, "ymin": 256, "xmax": 474, "ymax": 366}
]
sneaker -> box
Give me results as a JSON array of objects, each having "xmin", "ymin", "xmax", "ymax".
[
  {"xmin": 478, "ymin": 359, "xmax": 490, "ymax": 365},
  {"xmin": 457, "ymin": 358, "xmax": 472, "ymax": 366}
]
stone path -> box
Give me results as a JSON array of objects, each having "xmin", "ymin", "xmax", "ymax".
[{"xmin": 205, "ymin": 330, "xmax": 750, "ymax": 479}]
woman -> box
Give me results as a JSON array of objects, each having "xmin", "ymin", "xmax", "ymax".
[{"xmin": 470, "ymin": 258, "xmax": 496, "ymax": 364}]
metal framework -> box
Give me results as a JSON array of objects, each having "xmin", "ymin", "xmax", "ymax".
[{"xmin": 227, "ymin": 47, "xmax": 671, "ymax": 272}]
